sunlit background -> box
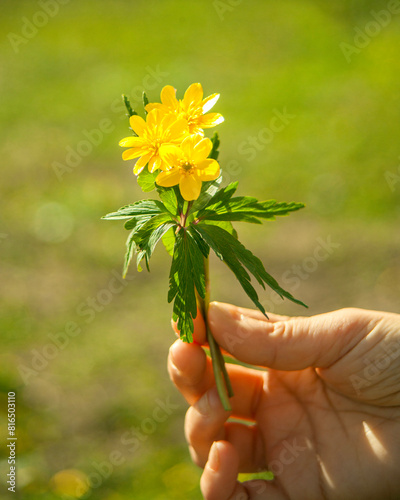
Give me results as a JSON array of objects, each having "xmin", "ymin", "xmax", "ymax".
[{"xmin": 1, "ymin": 0, "xmax": 400, "ymax": 498}]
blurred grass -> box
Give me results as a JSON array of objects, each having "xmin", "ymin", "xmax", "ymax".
[{"xmin": 0, "ymin": 0, "xmax": 399, "ymax": 498}]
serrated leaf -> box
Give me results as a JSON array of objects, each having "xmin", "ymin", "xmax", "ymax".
[
  {"xmin": 137, "ymin": 169, "xmax": 159, "ymax": 193},
  {"xmin": 193, "ymin": 223, "xmax": 307, "ymax": 313},
  {"xmin": 168, "ymin": 229, "xmax": 206, "ymax": 342},
  {"xmin": 122, "ymin": 94, "xmax": 137, "ymax": 117},
  {"xmin": 196, "ymin": 181, "xmax": 239, "ymax": 218},
  {"xmin": 162, "ymin": 227, "xmax": 176, "ymax": 256},
  {"xmin": 209, "ymin": 132, "xmax": 220, "ymax": 160},
  {"xmin": 123, "ymin": 230, "xmax": 137, "ymax": 278},
  {"xmin": 190, "ymin": 175, "xmax": 222, "ymax": 213},
  {"xmin": 134, "ymin": 213, "xmax": 177, "ymax": 270},
  {"xmin": 102, "ymin": 199, "xmax": 166, "ymax": 221},
  {"xmin": 157, "ymin": 186, "xmax": 178, "ymax": 215},
  {"xmin": 203, "ymin": 219, "xmax": 238, "ymax": 239},
  {"xmin": 199, "ymin": 195, "xmax": 305, "ymax": 224}
]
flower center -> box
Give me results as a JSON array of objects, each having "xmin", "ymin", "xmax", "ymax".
[{"xmin": 181, "ymin": 161, "xmax": 193, "ymax": 171}]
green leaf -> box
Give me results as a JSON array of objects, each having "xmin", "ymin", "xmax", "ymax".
[
  {"xmin": 199, "ymin": 196, "xmax": 305, "ymax": 224},
  {"xmin": 102, "ymin": 199, "xmax": 166, "ymax": 221},
  {"xmin": 123, "ymin": 229, "xmax": 137, "ymax": 278},
  {"xmin": 190, "ymin": 175, "xmax": 222, "ymax": 213},
  {"xmin": 122, "ymin": 94, "xmax": 137, "ymax": 117},
  {"xmin": 196, "ymin": 181, "xmax": 239, "ymax": 218},
  {"xmin": 134, "ymin": 213, "xmax": 177, "ymax": 270},
  {"xmin": 209, "ymin": 132, "xmax": 220, "ymax": 160},
  {"xmin": 202, "ymin": 219, "xmax": 238, "ymax": 239},
  {"xmin": 162, "ymin": 227, "xmax": 176, "ymax": 256},
  {"xmin": 157, "ymin": 186, "xmax": 178, "ymax": 215},
  {"xmin": 168, "ymin": 229, "xmax": 206, "ymax": 342},
  {"xmin": 192, "ymin": 223, "xmax": 307, "ymax": 314},
  {"xmin": 137, "ymin": 169, "xmax": 159, "ymax": 193}
]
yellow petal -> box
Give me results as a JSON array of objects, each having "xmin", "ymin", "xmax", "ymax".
[
  {"xmin": 159, "ymin": 144, "xmax": 184, "ymax": 167},
  {"xmin": 192, "ymin": 138, "xmax": 212, "ymax": 163},
  {"xmin": 198, "ymin": 113, "xmax": 224, "ymax": 129},
  {"xmin": 148, "ymin": 155, "xmax": 162, "ymax": 173},
  {"xmin": 196, "ymin": 159, "xmax": 220, "ymax": 180},
  {"xmin": 145, "ymin": 103, "xmax": 164, "ymax": 112},
  {"xmin": 119, "ymin": 136, "xmax": 145, "ymax": 148},
  {"xmin": 129, "ymin": 115, "xmax": 147, "ymax": 136},
  {"xmin": 202, "ymin": 93, "xmax": 220, "ymax": 113},
  {"xmin": 133, "ymin": 152, "xmax": 153, "ymax": 175},
  {"xmin": 179, "ymin": 173, "xmax": 202, "ymax": 201},
  {"xmin": 122, "ymin": 148, "xmax": 147, "ymax": 161},
  {"xmin": 180, "ymin": 135, "xmax": 196, "ymax": 158},
  {"xmin": 165, "ymin": 118, "xmax": 188, "ymax": 142},
  {"xmin": 161, "ymin": 85, "xmax": 178, "ymax": 109},
  {"xmin": 146, "ymin": 109, "xmax": 162, "ymax": 129},
  {"xmin": 156, "ymin": 168, "xmax": 181, "ymax": 187},
  {"xmin": 183, "ymin": 83, "xmax": 203, "ymax": 106}
]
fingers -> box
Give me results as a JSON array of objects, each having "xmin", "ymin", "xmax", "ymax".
[
  {"xmin": 201, "ymin": 441, "xmax": 288, "ymax": 500},
  {"xmin": 169, "ymin": 339, "xmax": 267, "ymax": 418},
  {"xmin": 208, "ymin": 302, "xmax": 381, "ymax": 370},
  {"xmin": 172, "ymin": 308, "xmax": 207, "ymax": 344},
  {"xmin": 185, "ymin": 385, "xmax": 265, "ymax": 470},
  {"xmin": 200, "ymin": 441, "xmax": 244, "ymax": 500},
  {"xmin": 168, "ymin": 339, "xmax": 214, "ymax": 406}
]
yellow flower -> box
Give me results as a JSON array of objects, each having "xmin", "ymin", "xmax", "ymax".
[
  {"xmin": 156, "ymin": 135, "xmax": 220, "ymax": 201},
  {"xmin": 119, "ymin": 109, "xmax": 188, "ymax": 175},
  {"xmin": 146, "ymin": 83, "xmax": 224, "ymax": 135}
]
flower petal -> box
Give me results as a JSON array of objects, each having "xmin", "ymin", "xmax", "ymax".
[
  {"xmin": 145, "ymin": 103, "xmax": 164, "ymax": 112},
  {"xmin": 146, "ymin": 109, "xmax": 162, "ymax": 129},
  {"xmin": 196, "ymin": 159, "xmax": 220, "ymax": 180},
  {"xmin": 184, "ymin": 83, "xmax": 203, "ymax": 106},
  {"xmin": 156, "ymin": 168, "xmax": 181, "ymax": 187},
  {"xmin": 202, "ymin": 93, "xmax": 220, "ymax": 113},
  {"xmin": 179, "ymin": 173, "xmax": 202, "ymax": 201},
  {"xmin": 159, "ymin": 144, "xmax": 184, "ymax": 167},
  {"xmin": 164, "ymin": 118, "xmax": 188, "ymax": 142},
  {"xmin": 192, "ymin": 138, "xmax": 212, "ymax": 163},
  {"xmin": 119, "ymin": 136, "xmax": 145, "ymax": 148},
  {"xmin": 148, "ymin": 155, "xmax": 162, "ymax": 173},
  {"xmin": 198, "ymin": 113, "xmax": 224, "ymax": 129},
  {"xmin": 161, "ymin": 85, "xmax": 179, "ymax": 109},
  {"xmin": 129, "ymin": 115, "xmax": 147, "ymax": 136},
  {"xmin": 122, "ymin": 148, "xmax": 147, "ymax": 161},
  {"xmin": 133, "ymin": 152, "xmax": 154, "ymax": 175},
  {"xmin": 180, "ymin": 135, "xmax": 197, "ymax": 158}
]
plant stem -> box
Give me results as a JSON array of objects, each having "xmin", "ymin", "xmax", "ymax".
[{"xmin": 197, "ymin": 256, "xmax": 233, "ymax": 411}]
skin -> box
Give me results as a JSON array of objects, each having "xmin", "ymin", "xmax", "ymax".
[{"xmin": 167, "ymin": 302, "xmax": 400, "ymax": 500}]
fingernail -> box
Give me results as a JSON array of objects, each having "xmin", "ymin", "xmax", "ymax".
[
  {"xmin": 207, "ymin": 442, "xmax": 220, "ymax": 472},
  {"xmin": 195, "ymin": 387, "xmax": 220, "ymax": 416}
]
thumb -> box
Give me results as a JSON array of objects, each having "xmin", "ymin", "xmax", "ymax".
[{"xmin": 208, "ymin": 302, "xmax": 379, "ymax": 370}]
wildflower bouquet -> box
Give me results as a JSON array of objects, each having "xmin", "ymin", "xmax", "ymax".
[{"xmin": 103, "ymin": 83, "xmax": 306, "ymax": 410}]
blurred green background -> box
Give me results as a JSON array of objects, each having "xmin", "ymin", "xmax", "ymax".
[{"xmin": 1, "ymin": 0, "xmax": 399, "ymax": 498}]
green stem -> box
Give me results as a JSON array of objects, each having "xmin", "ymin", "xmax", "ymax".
[{"xmin": 197, "ymin": 256, "xmax": 233, "ymax": 411}]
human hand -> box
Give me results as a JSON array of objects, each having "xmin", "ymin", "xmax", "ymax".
[{"xmin": 168, "ymin": 302, "xmax": 400, "ymax": 499}]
